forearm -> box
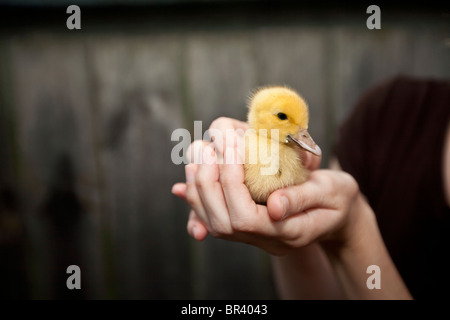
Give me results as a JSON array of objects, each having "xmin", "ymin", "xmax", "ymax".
[
  {"xmin": 322, "ymin": 193, "xmax": 412, "ymax": 299},
  {"xmin": 271, "ymin": 243, "xmax": 345, "ymax": 299},
  {"xmin": 271, "ymin": 192, "xmax": 412, "ymax": 300}
]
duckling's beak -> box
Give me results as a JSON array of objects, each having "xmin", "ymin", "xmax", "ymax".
[{"xmin": 288, "ymin": 129, "xmax": 322, "ymax": 156}]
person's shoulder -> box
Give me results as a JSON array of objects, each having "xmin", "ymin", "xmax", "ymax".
[
  {"xmin": 348, "ymin": 75, "xmax": 449, "ymax": 128},
  {"xmin": 355, "ymin": 75, "xmax": 417, "ymax": 113}
]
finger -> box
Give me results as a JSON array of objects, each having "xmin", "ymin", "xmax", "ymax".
[
  {"xmin": 173, "ymin": 181, "xmax": 209, "ymax": 240},
  {"xmin": 267, "ymin": 173, "xmax": 330, "ymax": 220},
  {"xmin": 171, "ymin": 183, "xmax": 187, "ymax": 200},
  {"xmin": 216, "ymin": 138, "xmax": 286, "ymax": 239},
  {"xmin": 219, "ymin": 141, "xmax": 258, "ymax": 222},
  {"xmin": 196, "ymin": 144, "xmax": 232, "ymax": 235},
  {"xmin": 187, "ymin": 140, "xmax": 210, "ymax": 164},
  {"xmin": 185, "ymin": 163, "xmax": 210, "ymax": 225},
  {"xmin": 209, "ymin": 117, "xmax": 248, "ymax": 155},
  {"xmin": 209, "ymin": 117, "xmax": 248, "ymax": 133},
  {"xmin": 187, "ymin": 210, "xmax": 209, "ymax": 241}
]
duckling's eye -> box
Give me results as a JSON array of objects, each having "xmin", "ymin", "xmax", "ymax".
[{"xmin": 277, "ymin": 112, "xmax": 288, "ymax": 120}]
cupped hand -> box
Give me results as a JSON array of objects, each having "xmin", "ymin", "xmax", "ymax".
[{"xmin": 171, "ymin": 117, "xmax": 359, "ymax": 255}]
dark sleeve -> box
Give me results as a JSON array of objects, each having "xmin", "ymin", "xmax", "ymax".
[
  {"xmin": 334, "ymin": 78, "xmax": 394, "ymax": 204},
  {"xmin": 334, "ymin": 75, "xmax": 450, "ymax": 299}
]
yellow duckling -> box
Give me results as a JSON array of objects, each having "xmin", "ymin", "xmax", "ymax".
[{"xmin": 243, "ymin": 86, "xmax": 321, "ymax": 204}]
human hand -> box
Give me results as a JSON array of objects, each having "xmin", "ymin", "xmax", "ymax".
[{"xmin": 172, "ymin": 117, "xmax": 360, "ymax": 255}]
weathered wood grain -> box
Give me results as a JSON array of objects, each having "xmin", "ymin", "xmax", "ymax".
[
  {"xmin": 1, "ymin": 17, "xmax": 449, "ymax": 299},
  {"xmin": 7, "ymin": 34, "xmax": 103, "ymax": 299}
]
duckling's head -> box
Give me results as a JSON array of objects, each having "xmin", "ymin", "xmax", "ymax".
[{"xmin": 247, "ymin": 86, "xmax": 321, "ymax": 156}]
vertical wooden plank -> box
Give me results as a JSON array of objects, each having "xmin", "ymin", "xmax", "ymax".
[
  {"xmin": 330, "ymin": 27, "xmax": 412, "ymax": 132},
  {"xmin": 0, "ymin": 38, "xmax": 31, "ymax": 299},
  {"xmin": 87, "ymin": 33, "xmax": 192, "ymax": 299},
  {"xmin": 187, "ymin": 31, "xmax": 257, "ymax": 125},
  {"xmin": 8, "ymin": 34, "xmax": 104, "ymax": 299},
  {"xmin": 410, "ymin": 27, "xmax": 450, "ymax": 79},
  {"xmin": 330, "ymin": 25, "xmax": 450, "ymax": 138}
]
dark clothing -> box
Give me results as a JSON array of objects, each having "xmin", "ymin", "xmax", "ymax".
[{"xmin": 335, "ymin": 76, "xmax": 450, "ymax": 299}]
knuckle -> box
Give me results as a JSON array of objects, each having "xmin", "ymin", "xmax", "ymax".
[
  {"xmin": 187, "ymin": 140, "xmax": 206, "ymax": 164},
  {"xmin": 292, "ymin": 236, "xmax": 309, "ymax": 248},
  {"xmin": 285, "ymin": 231, "xmax": 308, "ymax": 249},
  {"xmin": 282, "ymin": 231, "xmax": 304, "ymax": 249},
  {"xmin": 289, "ymin": 189, "xmax": 306, "ymax": 213},
  {"xmin": 219, "ymin": 169, "xmax": 239, "ymax": 189},
  {"xmin": 300, "ymin": 217, "xmax": 316, "ymax": 243},
  {"xmin": 210, "ymin": 117, "xmax": 229, "ymax": 130},
  {"xmin": 219, "ymin": 175, "xmax": 234, "ymax": 188},
  {"xmin": 282, "ymin": 215, "xmax": 314, "ymax": 247},
  {"xmin": 344, "ymin": 173, "xmax": 359, "ymax": 196},
  {"xmin": 336, "ymin": 171, "xmax": 359, "ymax": 198},
  {"xmin": 210, "ymin": 220, "xmax": 232, "ymax": 237},
  {"xmin": 185, "ymin": 187, "xmax": 198, "ymax": 207},
  {"xmin": 283, "ymin": 222, "xmax": 302, "ymax": 242},
  {"xmin": 195, "ymin": 170, "xmax": 209, "ymax": 190},
  {"xmin": 317, "ymin": 172, "xmax": 334, "ymax": 187},
  {"xmin": 230, "ymin": 217, "xmax": 255, "ymax": 233}
]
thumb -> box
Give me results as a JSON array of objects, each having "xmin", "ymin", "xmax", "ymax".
[{"xmin": 267, "ymin": 178, "xmax": 323, "ymax": 221}]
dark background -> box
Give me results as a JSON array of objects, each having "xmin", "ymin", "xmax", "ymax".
[{"xmin": 0, "ymin": 0, "xmax": 449, "ymax": 299}]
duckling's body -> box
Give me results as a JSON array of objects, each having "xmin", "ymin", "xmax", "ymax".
[
  {"xmin": 244, "ymin": 133, "xmax": 308, "ymax": 204},
  {"xmin": 243, "ymin": 86, "xmax": 321, "ymax": 205}
]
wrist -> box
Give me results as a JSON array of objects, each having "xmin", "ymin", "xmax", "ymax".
[
  {"xmin": 321, "ymin": 192, "xmax": 376, "ymax": 257},
  {"xmin": 318, "ymin": 192, "xmax": 412, "ymax": 299}
]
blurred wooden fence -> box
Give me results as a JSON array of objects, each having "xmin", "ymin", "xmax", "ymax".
[{"xmin": 0, "ymin": 4, "xmax": 449, "ymax": 299}]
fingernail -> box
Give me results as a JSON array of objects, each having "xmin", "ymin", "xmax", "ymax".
[
  {"xmin": 192, "ymin": 226, "xmax": 198, "ymax": 238},
  {"xmin": 280, "ymin": 196, "xmax": 289, "ymax": 220},
  {"xmin": 185, "ymin": 165, "xmax": 195, "ymax": 183}
]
